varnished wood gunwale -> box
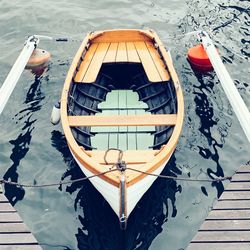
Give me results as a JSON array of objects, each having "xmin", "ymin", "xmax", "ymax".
[{"xmin": 60, "ymin": 29, "xmax": 184, "ymax": 187}]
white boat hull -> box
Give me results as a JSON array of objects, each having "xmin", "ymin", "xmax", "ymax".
[{"xmin": 72, "ymin": 151, "xmax": 172, "ymax": 217}]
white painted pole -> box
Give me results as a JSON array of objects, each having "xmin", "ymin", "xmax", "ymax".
[
  {"xmin": 0, "ymin": 36, "xmax": 39, "ymax": 115},
  {"xmin": 199, "ymin": 31, "xmax": 250, "ymax": 143}
]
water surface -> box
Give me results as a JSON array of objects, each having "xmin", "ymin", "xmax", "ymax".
[{"xmin": 0, "ymin": 0, "xmax": 249, "ymax": 249}]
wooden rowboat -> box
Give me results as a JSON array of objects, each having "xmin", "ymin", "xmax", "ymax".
[{"xmin": 60, "ymin": 29, "xmax": 184, "ymax": 228}]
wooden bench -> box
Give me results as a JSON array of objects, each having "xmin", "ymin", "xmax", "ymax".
[
  {"xmin": 74, "ymin": 41, "xmax": 170, "ymax": 83},
  {"xmin": 68, "ymin": 114, "xmax": 177, "ymax": 127},
  {"xmin": 86, "ymin": 150, "xmax": 159, "ymax": 164}
]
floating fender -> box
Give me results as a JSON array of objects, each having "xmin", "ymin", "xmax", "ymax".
[
  {"xmin": 187, "ymin": 44, "xmax": 213, "ymax": 71},
  {"xmin": 26, "ymin": 48, "xmax": 51, "ymax": 68},
  {"xmin": 50, "ymin": 102, "xmax": 61, "ymax": 125}
]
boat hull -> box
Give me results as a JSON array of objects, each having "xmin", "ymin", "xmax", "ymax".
[{"xmin": 71, "ymin": 149, "xmax": 173, "ymax": 217}]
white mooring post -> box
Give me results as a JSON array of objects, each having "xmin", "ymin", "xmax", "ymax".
[
  {"xmin": 199, "ymin": 31, "xmax": 250, "ymax": 143},
  {"xmin": 0, "ymin": 36, "xmax": 39, "ymax": 115}
]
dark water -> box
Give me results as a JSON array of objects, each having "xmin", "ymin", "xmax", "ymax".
[{"xmin": 0, "ymin": 0, "xmax": 249, "ymax": 249}]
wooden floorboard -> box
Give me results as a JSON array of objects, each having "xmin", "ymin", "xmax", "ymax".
[
  {"xmin": 0, "ymin": 186, "xmax": 42, "ymax": 249},
  {"xmin": 188, "ymin": 165, "xmax": 250, "ymax": 250}
]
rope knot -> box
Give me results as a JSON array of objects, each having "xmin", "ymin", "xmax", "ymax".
[{"xmin": 116, "ymin": 160, "xmax": 126, "ymax": 172}]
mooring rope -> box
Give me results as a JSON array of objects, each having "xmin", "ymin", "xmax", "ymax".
[
  {"xmin": 0, "ymin": 167, "xmax": 233, "ymax": 188},
  {"xmin": 0, "ymin": 169, "xmax": 118, "ymax": 188},
  {"xmin": 126, "ymin": 167, "xmax": 232, "ymax": 183},
  {"xmin": 0, "ymin": 149, "xmax": 236, "ymax": 188}
]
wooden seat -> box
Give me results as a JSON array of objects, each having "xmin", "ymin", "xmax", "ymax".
[
  {"xmin": 85, "ymin": 150, "xmax": 159, "ymax": 164},
  {"xmin": 68, "ymin": 114, "xmax": 177, "ymax": 127},
  {"xmin": 74, "ymin": 41, "xmax": 170, "ymax": 83}
]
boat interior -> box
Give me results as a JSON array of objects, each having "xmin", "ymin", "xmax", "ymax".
[{"xmin": 68, "ymin": 62, "xmax": 177, "ymax": 151}]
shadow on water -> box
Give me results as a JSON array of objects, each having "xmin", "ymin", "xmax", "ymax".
[
  {"xmin": 191, "ymin": 69, "xmax": 226, "ymax": 198},
  {"xmin": 51, "ymin": 130, "xmax": 182, "ymax": 250},
  {"xmin": 3, "ymin": 70, "xmax": 46, "ymax": 206}
]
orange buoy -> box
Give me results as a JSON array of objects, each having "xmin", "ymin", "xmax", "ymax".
[
  {"xmin": 26, "ymin": 48, "xmax": 51, "ymax": 68},
  {"xmin": 187, "ymin": 44, "xmax": 213, "ymax": 71}
]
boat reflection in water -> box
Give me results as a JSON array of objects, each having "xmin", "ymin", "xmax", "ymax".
[{"xmin": 51, "ymin": 130, "xmax": 182, "ymax": 250}]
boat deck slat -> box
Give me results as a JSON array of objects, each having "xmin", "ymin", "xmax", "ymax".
[
  {"xmin": 116, "ymin": 42, "xmax": 128, "ymax": 62},
  {"xmin": 103, "ymin": 42, "xmax": 118, "ymax": 63},
  {"xmin": 127, "ymin": 42, "xmax": 140, "ymax": 63},
  {"xmin": 68, "ymin": 114, "xmax": 177, "ymax": 127},
  {"xmin": 74, "ymin": 43, "xmax": 99, "ymax": 82},
  {"xmin": 134, "ymin": 41, "xmax": 162, "ymax": 82},
  {"xmin": 188, "ymin": 165, "xmax": 250, "ymax": 250},
  {"xmin": 145, "ymin": 42, "xmax": 170, "ymax": 81},
  {"xmin": 82, "ymin": 43, "xmax": 110, "ymax": 83},
  {"xmin": 75, "ymin": 38, "xmax": 170, "ymax": 83}
]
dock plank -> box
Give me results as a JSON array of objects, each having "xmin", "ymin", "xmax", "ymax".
[
  {"xmin": 0, "ymin": 246, "xmax": 42, "ymax": 250},
  {"xmin": 237, "ymin": 165, "xmax": 250, "ymax": 173},
  {"xmin": 188, "ymin": 243, "xmax": 250, "ymax": 250},
  {"xmin": 0, "ymin": 202, "xmax": 16, "ymax": 212},
  {"xmin": 191, "ymin": 231, "xmax": 250, "ymax": 242},
  {"xmin": 0, "ymin": 212, "xmax": 23, "ymax": 222},
  {"xmin": 231, "ymin": 173, "xmax": 250, "ymax": 182},
  {"xmin": 188, "ymin": 165, "xmax": 250, "ymax": 249},
  {"xmin": 225, "ymin": 182, "xmax": 250, "ymax": 190},
  {"xmin": 200, "ymin": 220, "xmax": 250, "ymax": 230},
  {"xmin": 0, "ymin": 190, "xmax": 42, "ymax": 249},
  {"xmin": 207, "ymin": 209, "xmax": 250, "ymax": 220},
  {"xmin": 0, "ymin": 233, "xmax": 38, "ymax": 244},
  {"xmin": 0, "ymin": 195, "xmax": 9, "ymax": 202},
  {"xmin": 0, "ymin": 223, "xmax": 30, "ymax": 233},
  {"xmin": 213, "ymin": 200, "xmax": 250, "ymax": 209},
  {"xmin": 219, "ymin": 191, "xmax": 250, "ymax": 200}
]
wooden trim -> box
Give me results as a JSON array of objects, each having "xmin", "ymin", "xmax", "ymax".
[
  {"xmin": 68, "ymin": 114, "xmax": 177, "ymax": 127},
  {"xmin": 90, "ymin": 29, "xmax": 153, "ymax": 43}
]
